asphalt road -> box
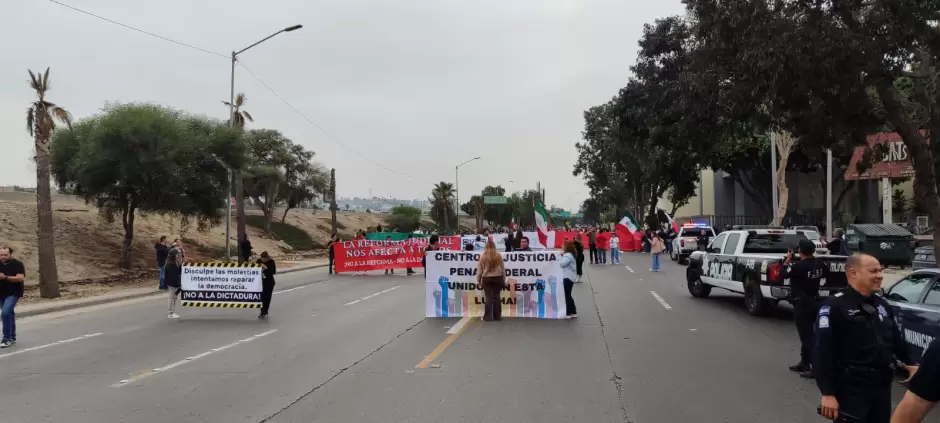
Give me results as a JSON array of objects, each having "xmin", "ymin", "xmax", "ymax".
[{"xmin": 2, "ymin": 256, "xmax": 937, "ymax": 423}]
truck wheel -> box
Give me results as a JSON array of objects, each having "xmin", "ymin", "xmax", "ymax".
[
  {"xmin": 687, "ymin": 267, "xmax": 711, "ymax": 298},
  {"xmin": 678, "ymin": 254, "xmax": 688, "ymax": 265},
  {"xmin": 744, "ymin": 279, "xmax": 771, "ymax": 317}
]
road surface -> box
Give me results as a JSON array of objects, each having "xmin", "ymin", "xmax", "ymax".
[{"xmin": 2, "ymin": 255, "xmax": 936, "ymax": 422}]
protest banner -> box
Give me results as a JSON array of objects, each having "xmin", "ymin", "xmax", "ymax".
[
  {"xmin": 424, "ymin": 251, "xmax": 567, "ymax": 319},
  {"xmin": 334, "ymin": 238, "xmax": 427, "ymax": 273},
  {"xmin": 181, "ymin": 262, "xmax": 263, "ymax": 308}
]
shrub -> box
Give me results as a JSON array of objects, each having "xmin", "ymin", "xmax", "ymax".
[{"xmin": 245, "ymin": 215, "xmax": 319, "ymax": 250}]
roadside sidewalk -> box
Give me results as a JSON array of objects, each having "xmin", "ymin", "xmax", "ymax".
[{"xmin": 18, "ymin": 260, "xmax": 329, "ymax": 318}]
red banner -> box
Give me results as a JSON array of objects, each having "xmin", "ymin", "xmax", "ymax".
[{"xmin": 334, "ymin": 238, "xmax": 427, "ymax": 273}]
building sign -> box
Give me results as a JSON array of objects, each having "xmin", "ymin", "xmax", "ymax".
[{"xmin": 844, "ymin": 132, "xmax": 915, "ymax": 180}]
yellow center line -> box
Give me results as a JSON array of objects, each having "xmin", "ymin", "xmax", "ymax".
[{"xmin": 415, "ymin": 317, "xmax": 476, "ymax": 369}]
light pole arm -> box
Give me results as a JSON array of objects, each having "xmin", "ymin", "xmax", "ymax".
[{"xmin": 236, "ymin": 30, "xmax": 284, "ymax": 56}]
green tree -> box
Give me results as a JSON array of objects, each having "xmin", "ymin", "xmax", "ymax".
[
  {"xmin": 279, "ymin": 160, "xmax": 329, "ymax": 224},
  {"xmin": 26, "ymin": 68, "xmax": 72, "ymax": 298},
  {"xmin": 386, "ymin": 205, "xmax": 422, "ymax": 232},
  {"xmin": 51, "ymin": 103, "xmax": 244, "ymax": 267}
]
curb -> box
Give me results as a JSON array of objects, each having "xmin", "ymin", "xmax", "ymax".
[{"xmin": 19, "ymin": 263, "xmax": 329, "ymax": 318}]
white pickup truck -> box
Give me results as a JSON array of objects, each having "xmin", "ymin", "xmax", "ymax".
[{"xmin": 670, "ymin": 224, "xmax": 716, "ymax": 265}]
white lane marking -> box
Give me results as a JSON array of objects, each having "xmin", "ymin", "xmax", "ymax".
[
  {"xmin": 344, "ymin": 299, "xmax": 361, "ymax": 306},
  {"xmin": 0, "ymin": 333, "xmax": 104, "ymax": 360},
  {"xmin": 446, "ymin": 316, "xmax": 472, "ymax": 334},
  {"xmin": 650, "ymin": 291, "xmax": 673, "ymax": 310},
  {"xmin": 274, "ymin": 286, "xmax": 305, "ymax": 295},
  {"xmin": 625, "ymin": 266, "xmax": 635, "ymax": 273},
  {"xmin": 360, "ymin": 285, "xmax": 400, "ymax": 300},
  {"xmin": 112, "ymin": 329, "xmax": 277, "ymax": 387}
]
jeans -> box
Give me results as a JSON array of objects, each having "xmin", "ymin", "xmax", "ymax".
[
  {"xmin": 2, "ymin": 295, "xmax": 18, "ymax": 341},
  {"xmin": 563, "ymin": 278, "xmax": 577, "ymax": 315},
  {"xmin": 651, "ymin": 253, "xmax": 661, "ymax": 271},
  {"xmin": 610, "ymin": 248, "xmax": 621, "ymax": 264},
  {"xmin": 328, "ymin": 254, "xmax": 334, "ymax": 274},
  {"xmin": 599, "ymin": 249, "xmax": 607, "ymax": 264},
  {"xmin": 159, "ymin": 266, "xmax": 167, "ymax": 289}
]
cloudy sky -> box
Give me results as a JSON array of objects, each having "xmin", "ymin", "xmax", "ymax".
[{"xmin": 1, "ymin": 0, "xmax": 685, "ymax": 212}]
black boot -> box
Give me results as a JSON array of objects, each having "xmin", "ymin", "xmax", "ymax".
[{"xmin": 789, "ymin": 362, "xmax": 809, "ymax": 372}]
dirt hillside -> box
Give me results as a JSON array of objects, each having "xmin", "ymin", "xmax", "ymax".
[{"xmin": 0, "ymin": 193, "xmax": 399, "ymax": 286}]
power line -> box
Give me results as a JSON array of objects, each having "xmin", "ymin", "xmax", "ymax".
[
  {"xmin": 237, "ymin": 61, "xmax": 431, "ymax": 180},
  {"xmin": 48, "ymin": 0, "xmax": 228, "ymax": 59},
  {"xmin": 48, "ymin": 0, "xmax": 431, "ymax": 180}
]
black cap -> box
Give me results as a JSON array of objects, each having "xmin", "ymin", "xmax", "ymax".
[{"xmin": 798, "ymin": 239, "xmax": 816, "ymax": 255}]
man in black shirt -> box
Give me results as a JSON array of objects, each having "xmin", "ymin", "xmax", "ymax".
[
  {"xmin": 814, "ymin": 253, "xmax": 918, "ymax": 422},
  {"xmin": 784, "ymin": 239, "xmax": 829, "ymax": 377},
  {"xmin": 892, "ymin": 338, "xmax": 940, "ymax": 422},
  {"xmin": 517, "ymin": 237, "xmax": 532, "ymax": 251},
  {"xmin": 0, "ymin": 246, "xmax": 27, "ymax": 348}
]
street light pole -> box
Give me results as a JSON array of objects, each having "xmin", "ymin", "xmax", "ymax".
[
  {"xmin": 454, "ymin": 156, "xmax": 482, "ymax": 232},
  {"xmin": 225, "ymin": 24, "xmax": 303, "ymax": 262}
]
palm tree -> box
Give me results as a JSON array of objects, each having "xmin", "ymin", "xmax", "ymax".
[
  {"xmin": 222, "ymin": 93, "xmax": 253, "ymax": 261},
  {"xmin": 26, "ymin": 68, "xmax": 71, "ymax": 298},
  {"xmin": 430, "ymin": 182, "xmax": 456, "ymax": 232}
]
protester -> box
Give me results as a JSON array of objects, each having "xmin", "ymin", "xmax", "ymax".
[
  {"xmin": 609, "ymin": 232, "xmax": 621, "ymax": 265},
  {"xmin": 257, "ymin": 251, "xmax": 277, "ymax": 319},
  {"xmin": 650, "ymin": 232, "xmax": 665, "ymax": 272},
  {"xmin": 172, "ymin": 238, "xmax": 187, "ymax": 263},
  {"xmin": 597, "ymin": 229, "xmax": 609, "ymax": 264},
  {"xmin": 165, "ymin": 248, "xmax": 183, "ymax": 319},
  {"xmin": 155, "ymin": 235, "xmax": 169, "ymax": 290},
  {"xmin": 588, "ymin": 228, "xmax": 598, "ymax": 264},
  {"xmin": 239, "ymin": 235, "xmax": 251, "ymax": 263},
  {"xmin": 354, "ymin": 231, "xmax": 366, "ymax": 275},
  {"xmin": 424, "ymin": 234, "xmax": 439, "ymax": 272},
  {"xmin": 473, "ymin": 235, "xmax": 486, "ymax": 251},
  {"xmin": 0, "ymin": 247, "xmax": 25, "ymax": 348},
  {"xmin": 476, "ymin": 239, "xmax": 505, "ymax": 322},
  {"xmin": 384, "ymin": 236, "xmax": 395, "ymax": 275},
  {"xmin": 573, "ymin": 235, "xmax": 585, "ymax": 282},
  {"xmin": 406, "ymin": 233, "xmax": 415, "ymax": 275},
  {"xmin": 517, "ymin": 236, "xmax": 532, "ymax": 251},
  {"xmin": 506, "ymin": 230, "xmax": 515, "ymax": 252},
  {"xmin": 327, "ymin": 234, "xmax": 339, "ymax": 274},
  {"xmin": 642, "ymin": 229, "xmax": 652, "ymax": 254},
  {"xmin": 559, "ymin": 241, "xmax": 579, "ymax": 319}
]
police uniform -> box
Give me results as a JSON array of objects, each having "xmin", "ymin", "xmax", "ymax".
[
  {"xmin": 783, "ymin": 255, "xmax": 828, "ymax": 373},
  {"xmin": 814, "ymin": 287, "xmax": 913, "ymax": 422}
]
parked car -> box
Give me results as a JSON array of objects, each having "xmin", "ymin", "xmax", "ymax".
[
  {"xmin": 883, "ymin": 268, "xmax": 940, "ymax": 363},
  {"xmin": 913, "ymin": 246, "xmax": 936, "ymax": 270},
  {"xmin": 686, "ymin": 228, "xmax": 848, "ymax": 316}
]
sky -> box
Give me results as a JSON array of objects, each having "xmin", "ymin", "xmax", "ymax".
[{"xmin": 1, "ymin": 0, "xmax": 686, "ymax": 212}]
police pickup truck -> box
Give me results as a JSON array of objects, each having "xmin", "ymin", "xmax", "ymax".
[
  {"xmin": 670, "ymin": 223, "xmax": 716, "ymax": 265},
  {"xmin": 686, "ymin": 228, "xmax": 848, "ymax": 316}
]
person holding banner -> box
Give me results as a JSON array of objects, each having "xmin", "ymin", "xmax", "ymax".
[
  {"xmin": 476, "ymin": 240, "xmax": 506, "ymax": 321},
  {"xmin": 257, "ymin": 251, "xmax": 277, "ymax": 319},
  {"xmin": 165, "ymin": 248, "xmax": 183, "ymax": 319},
  {"xmin": 560, "ymin": 241, "xmax": 579, "ymax": 318}
]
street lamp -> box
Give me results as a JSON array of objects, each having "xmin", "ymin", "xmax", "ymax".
[
  {"xmin": 225, "ymin": 24, "xmax": 303, "ymax": 261},
  {"xmin": 454, "ymin": 156, "xmax": 482, "ymax": 230}
]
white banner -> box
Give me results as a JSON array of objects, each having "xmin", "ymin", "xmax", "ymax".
[
  {"xmin": 425, "ymin": 251, "xmax": 567, "ymax": 319},
  {"xmin": 181, "ymin": 263, "xmax": 263, "ymax": 308}
]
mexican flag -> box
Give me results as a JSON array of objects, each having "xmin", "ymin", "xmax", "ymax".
[
  {"xmin": 617, "ymin": 212, "xmax": 641, "ymax": 234},
  {"xmin": 509, "ymin": 215, "xmax": 517, "ymax": 231},
  {"xmin": 534, "ymin": 199, "xmax": 553, "ymax": 248}
]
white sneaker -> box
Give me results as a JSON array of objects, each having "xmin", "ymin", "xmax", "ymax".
[
  {"xmin": 571, "ymin": 314, "xmax": 578, "ymax": 318},
  {"xmin": 168, "ymin": 313, "xmax": 180, "ymax": 319}
]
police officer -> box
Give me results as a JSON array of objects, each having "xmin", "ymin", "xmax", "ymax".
[
  {"xmin": 814, "ymin": 253, "xmax": 919, "ymax": 422},
  {"xmin": 784, "ymin": 239, "xmax": 828, "ymax": 378}
]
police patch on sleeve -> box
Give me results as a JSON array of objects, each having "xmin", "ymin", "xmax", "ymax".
[
  {"xmin": 819, "ymin": 306, "xmax": 830, "ymax": 316},
  {"xmin": 818, "ymin": 316, "xmax": 830, "ymax": 328},
  {"xmin": 877, "ymin": 305, "xmax": 887, "ymax": 317}
]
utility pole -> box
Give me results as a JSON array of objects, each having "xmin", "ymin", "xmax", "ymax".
[
  {"xmin": 329, "ymin": 168, "xmax": 338, "ymax": 235},
  {"xmin": 771, "ymin": 132, "xmax": 779, "ymax": 225},
  {"xmin": 826, "ymin": 149, "xmax": 833, "ymax": 240}
]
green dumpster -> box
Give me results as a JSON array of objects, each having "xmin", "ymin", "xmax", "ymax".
[{"xmin": 844, "ymin": 224, "xmax": 914, "ymax": 267}]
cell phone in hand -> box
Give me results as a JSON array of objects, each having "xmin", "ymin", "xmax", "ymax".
[{"xmin": 817, "ymin": 406, "xmax": 860, "ymax": 421}]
